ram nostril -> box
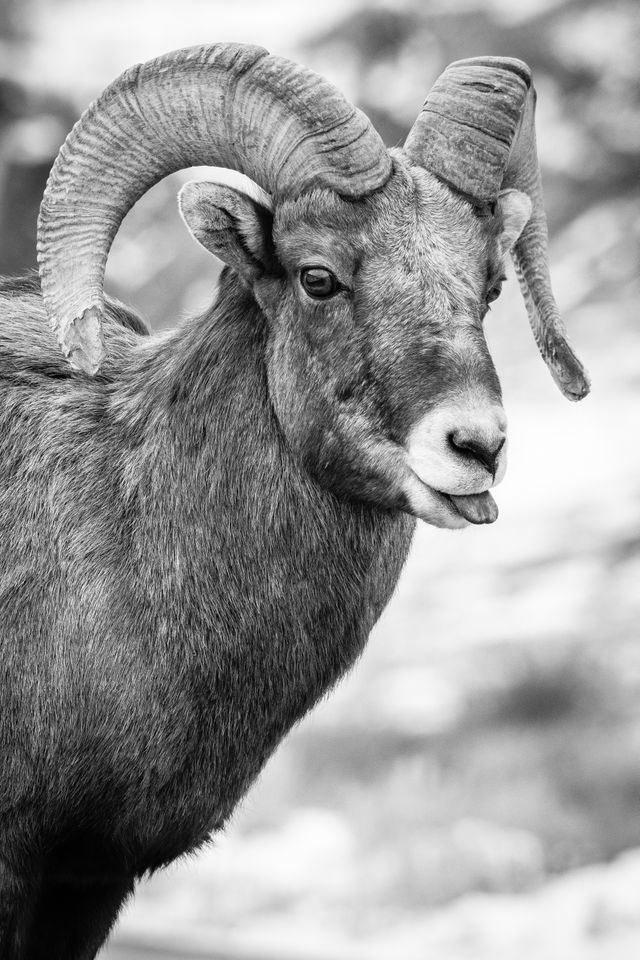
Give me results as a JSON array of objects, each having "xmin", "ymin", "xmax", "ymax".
[{"xmin": 448, "ymin": 431, "xmax": 505, "ymax": 477}]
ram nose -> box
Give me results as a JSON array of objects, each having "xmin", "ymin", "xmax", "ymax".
[
  {"xmin": 406, "ymin": 401, "xmax": 508, "ymax": 495},
  {"xmin": 448, "ymin": 425, "xmax": 506, "ymax": 480}
]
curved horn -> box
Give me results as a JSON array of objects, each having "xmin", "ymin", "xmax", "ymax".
[
  {"xmin": 37, "ymin": 43, "xmax": 391, "ymax": 374},
  {"xmin": 404, "ymin": 57, "xmax": 589, "ymax": 402}
]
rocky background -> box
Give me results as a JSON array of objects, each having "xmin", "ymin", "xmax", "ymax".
[{"xmin": 1, "ymin": 0, "xmax": 639, "ymax": 957}]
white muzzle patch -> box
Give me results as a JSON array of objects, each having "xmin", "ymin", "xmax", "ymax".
[
  {"xmin": 399, "ymin": 394, "xmax": 508, "ymax": 528},
  {"xmin": 406, "ymin": 397, "xmax": 508, "ymax": 495}
]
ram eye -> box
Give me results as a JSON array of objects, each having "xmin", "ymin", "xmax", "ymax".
[
  {"xmin": 485, "ymin": 277, "xmax": 505, "ymax": 307},
  {"xmin": 300, "ymin": 267, "xmax": 340, "ymax": 300}
]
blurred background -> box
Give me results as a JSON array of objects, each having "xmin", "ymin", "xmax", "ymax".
[{"xmin": 1, "ymin": 0, "xmax": 639, "ymax": 957}]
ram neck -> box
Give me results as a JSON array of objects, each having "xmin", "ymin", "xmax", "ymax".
[
  {"xmin": 118, "ymin": 269, "xmax": 413, "ymax": 651},
  {"xmin": 115, "ymin": 272, "xmax": 413, "ymax": 830}
]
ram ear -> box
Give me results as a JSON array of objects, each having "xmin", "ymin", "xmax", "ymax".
[
  {"xmin": 497, "ymin": 189, "xmax": 532, "ymax": 253},
  {"xmin": 178, "ymin": 181, "xmax": 276, "ymax": 283}
]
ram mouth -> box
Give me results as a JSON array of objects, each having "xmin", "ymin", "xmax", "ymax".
[{"xmin": 444, "ymin": 490, "xmax": 498, "ymax": 525}]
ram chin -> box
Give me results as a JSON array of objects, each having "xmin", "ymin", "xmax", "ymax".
[{"xmin": 402, "ymin": 470, "xmax": 499, "ymax": 529}]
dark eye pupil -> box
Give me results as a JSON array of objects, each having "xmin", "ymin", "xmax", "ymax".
[
  {"xmin": 486, "ymin": 284, "xmax": 502, "ymax": 304},
  {"xmin": 301, "ymin": 267, "xmax": 338, "ymax": 299}
]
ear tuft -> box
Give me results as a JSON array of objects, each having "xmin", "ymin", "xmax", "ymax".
[
  {"xmin": 498, "ymin": 189, "xmax": 532, "ymax": 253},
  {"xmin": 178, "ymin": 180, "xmax": 275, "ymax": 282}
]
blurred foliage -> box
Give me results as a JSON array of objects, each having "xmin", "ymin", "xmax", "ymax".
[
  {"xmin": 0, "ymin": 0, "xmax": 74, "ymax": 275},
  {"xmin": 0, "ymin": 0, "xmax": 30, "ymax": 40},
  {"xmin": 304, "ymin": 0, "xmax": 640, "ymax": 230},
  {"xmin": 275, "ymin": 641, "xmax": 640, "ymax": 890}
]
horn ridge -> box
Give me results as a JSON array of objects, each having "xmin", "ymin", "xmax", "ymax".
[
  {"xmin": 404, "ymin": 59, "xmax": 530, "ymax": 205},
  {"xmin": 404, "ymin": 55, "xmax": 590, "ymax": 401},
  {"xmin": 37, "ymin": 42, "xmax": 391, "ymax": 373},
  {"xmin": 450, "ymin": 55, "xmax": 532, "ymax": 87}
]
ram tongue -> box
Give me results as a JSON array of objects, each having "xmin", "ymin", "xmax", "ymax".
[{"xmin": 449, "ymin": 491, "xmax": 498, "ymax": 524}]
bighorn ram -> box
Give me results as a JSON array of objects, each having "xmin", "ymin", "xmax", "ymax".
[{"xmin": 0, "ymin": 43, "xmax": 588, "ymax": 958}]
